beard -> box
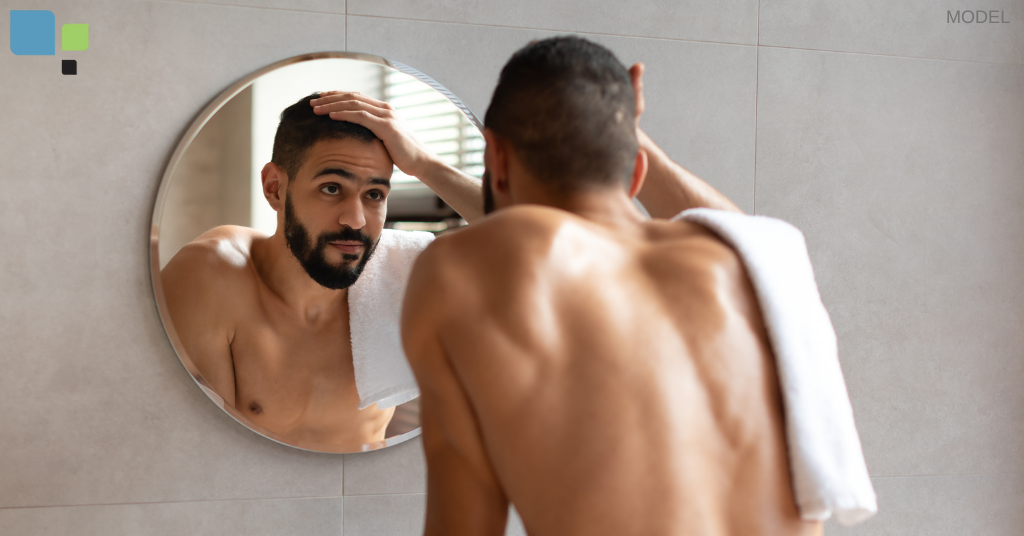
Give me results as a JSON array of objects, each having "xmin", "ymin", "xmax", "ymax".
[
  {"xmin": 482, "ymin": 169, "xmax": 495, "ymax": 215},
  {"xmin": 283, "ymin": 196, "xmax": 379, "ymax": 290}
]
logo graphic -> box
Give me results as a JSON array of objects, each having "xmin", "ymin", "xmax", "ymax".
[
  {"xmin": 62, "ymin": 23, "xmax": 89, "ymax": 51},
  {"xmin": 10, "ymin": 10, "xmax": 54, "ymax": 55},
  {"xmin": 10, "ymin": 10, "xmax": 89, "ymax": 75}
]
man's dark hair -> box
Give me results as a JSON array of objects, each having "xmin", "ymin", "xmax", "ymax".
[
  {"xmin": 484, "ymin": 36, "xmax": 637, "ymax": 191},
  {"xmin": 271, "ymin": 92, "xmax": 380, "ymax": 180}
]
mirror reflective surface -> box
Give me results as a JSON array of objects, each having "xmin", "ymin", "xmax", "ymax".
[{"xmin": 150, "ymin": 52, "xmax": 484, "ymax": 453}]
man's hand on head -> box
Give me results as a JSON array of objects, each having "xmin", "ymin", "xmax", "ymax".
[
  {"xmin": 311, "ymin": 91, "xmax": 438, "ymax": 179},
  {"xmin": 310, "ymin": 91, "xmax": 486, "ymax": 223},
  {"xmin": 623, "ymin": 63, "xmax": 743, "ymax": 214},
  {"xmin": 628, "ymin": 63, "xmax": 659, "ymax": 157},
  {"xmin": 629, "ymin": 62, "xmax": 645, "ymax": 131}
]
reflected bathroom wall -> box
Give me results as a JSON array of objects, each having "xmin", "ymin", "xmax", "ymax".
[{"xmin": 158, "ymin": 87, "xmax": 253, "ymax": 269}]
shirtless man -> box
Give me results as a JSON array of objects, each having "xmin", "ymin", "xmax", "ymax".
[
  {"xmin": 161, "ymin": 91, "xmax": 482, "ymax": 451},
  {"xmin": 402, "ymin": 37, "xmax": 823, "ymax": 534}
]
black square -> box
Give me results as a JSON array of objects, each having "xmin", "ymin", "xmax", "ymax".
[{"xmin": 62, "ymin": 59, "xmax": 77, "ymax": 75}]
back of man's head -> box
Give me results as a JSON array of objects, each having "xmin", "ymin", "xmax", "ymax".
[
  {"xmin": 272, "ymin": 92, "xmax": 380, "ymax": 180},
  {"xmin": 484, "ymin": 36, "xmax": 637, "ymax": 192}
]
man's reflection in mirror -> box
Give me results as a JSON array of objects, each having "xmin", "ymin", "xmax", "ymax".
[{"xmin": 161, "ymin": 92, "xmax": 478, "ymax": 451}]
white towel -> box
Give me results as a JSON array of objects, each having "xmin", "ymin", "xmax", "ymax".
[
  {"xmin": 348, "ymin": 229, "xmax": 435, "ymax": 410},
  {"xmin": 675, "ymin": 208, "xmax": 877, "ymax": 526}
]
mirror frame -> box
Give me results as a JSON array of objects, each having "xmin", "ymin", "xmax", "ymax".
[{"xmin": 149, "ymin": 51, "xmax": 483, "ymax": 453}]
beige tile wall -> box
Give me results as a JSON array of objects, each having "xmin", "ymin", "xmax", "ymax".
[{"xmin": 0, "ymin": 0, "xmax": 1020, "ymax": 534}]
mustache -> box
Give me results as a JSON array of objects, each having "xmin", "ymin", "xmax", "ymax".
[{"xmin": 316, "ymin": 227, "xmax": 373, "ymax": 248}]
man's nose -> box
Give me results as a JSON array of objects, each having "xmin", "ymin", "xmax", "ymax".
[{"xmin": 337, "ymin": 195, "xmax": 367, "ymax": 230}]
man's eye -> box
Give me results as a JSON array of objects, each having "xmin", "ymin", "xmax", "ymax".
[
  {"xmin": 366, "ymin": 190, "xmax": 385, "ymax": 201},
  {"xmin": 321, "ymin": 184, "xmax": 340, "ymax": 195}
]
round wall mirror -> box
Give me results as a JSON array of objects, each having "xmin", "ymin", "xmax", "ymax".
[{"xmin": 150, "ymin": 52, "xmax": 484, "ymax": 453}]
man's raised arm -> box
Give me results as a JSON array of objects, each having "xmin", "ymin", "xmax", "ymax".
[
  {"xmin": 311, "ymin": 92, "xmax": 485, "ymax": 223},
  {"xmin": 628, "ymin": 64, "xmax": 742, "ymax": 216}
]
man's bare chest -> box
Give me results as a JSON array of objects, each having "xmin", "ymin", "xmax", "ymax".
[{"xmin": 227, "ymin": 314, "xmax": 359, "ymax": 418}]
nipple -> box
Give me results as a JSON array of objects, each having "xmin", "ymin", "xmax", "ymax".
[{"xmin": 249, "ymin": 402, "xmax": 263, "ymax": 415}]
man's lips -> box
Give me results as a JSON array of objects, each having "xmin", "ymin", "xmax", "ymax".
[{"xmin": 329, "ymin": 241, "xmax": 364, "ymax": 254}]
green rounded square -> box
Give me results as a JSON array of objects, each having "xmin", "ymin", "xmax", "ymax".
[{"xmin": 61, "ymin": 24, "xmax": 89, "ymax": 51}]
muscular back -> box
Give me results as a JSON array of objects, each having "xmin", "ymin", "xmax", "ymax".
[{"xmin": 403, "ymin": 206, "xmax": 821, "ymax": 536}]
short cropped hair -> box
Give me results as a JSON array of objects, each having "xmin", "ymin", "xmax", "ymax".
[
  {"xmin": 484, "ymin": 36, "xmax": 637, "ymax": 191},
  {"xmin": 271, "ymin": 92, "xmax": 380, "ymax": 180}
]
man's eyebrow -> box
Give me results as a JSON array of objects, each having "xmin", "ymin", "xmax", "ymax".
[{"xmin": 313, "ymin": 168, "xmax": 391, "ymax": 189}]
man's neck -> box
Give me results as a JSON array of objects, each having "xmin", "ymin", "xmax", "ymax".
[
  {"xmin": 250, "ymin": 232, "xmax": 347, "ymax": 325},
  {"xmin": 523, "ymin": 186, "xmax": 648, "ymax": 231}
]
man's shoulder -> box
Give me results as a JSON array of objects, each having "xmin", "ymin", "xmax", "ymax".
[
  {"xmin": 161, "ymin": 225, "xmax": 261, "ymax": 293},
  {"xmin": 409, "ymin": 206, "xmax": 583, "ymax": 305}
]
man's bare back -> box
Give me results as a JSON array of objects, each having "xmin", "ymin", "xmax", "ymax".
[
  {"xmin": 403, "ymin": 206, "xmax": 821, "ymax": 535},
  {"xmin": 162, "ymin": 225, "xmax": 393, "ymax": 451}
]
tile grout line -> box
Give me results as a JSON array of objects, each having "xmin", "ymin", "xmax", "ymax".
[
  {"xmin": 753, "ymin": 0, "xmax": 761, "ymax": 216},
  {"xmin": 869, "ymin": 472, "xmax": 1024, "ymax": 480},
  {"xmin": 132, "ymin": 1, "xmax": 1023, "ymax": 67},
  {"xmin": 758, "ymin": 42, "xmax": 1023, "ymax": 67},
  {"xmin": 346, "ymin": 13, "xmax": 1022, "ymax": 67},
  {"xmin": 0, "ymin": 492, "xmax": 429, "ymax": 512},
  {"xmin": 339, "ymin": 493, "xmax": 427, "ymax": 499},
  {"xmin": 0, "ymin": 473, "xmax": 1012, "ymax": 512},
  {"xmin": 0, "ymin": 494, "xmax": 356, "ymax": 512},
  {"xmin": 346, "ymin": 13, "xmax": 759, "ymax": 49},
  {"xmin": 136, "ymin": 0, "xmax": 344, "ymax": 17}
]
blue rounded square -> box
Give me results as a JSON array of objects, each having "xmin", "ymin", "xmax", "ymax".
[{"xmin": 10, "ymin": 10, "xmax": 55, "ymax": 56}]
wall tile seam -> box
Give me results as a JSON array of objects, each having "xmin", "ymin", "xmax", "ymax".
[
  {"xmin": 134, "ymin": 0, "xmax": 1024, "ymax": 68},
  {"xmin": 868, "ymin": 471, "xmax": 1024, "ymax": 480},
  {"xmin": 9, "ymin": 473, "xmax": 1016, "ymax": 512},
  {"xmin": 344, "ymin": 12, "xmax": 1023, "ymax": 68},
  {"xmin": 753, "ymin": 0, "xmax": 761, "ymax": 216},
  {"xmin": 342, "ymin": 489, "xmax": 427, "ymax": 497},
  {"xmin": 755, "ymin": 42, "xmax": 1024, "ymax": 67},
  {"xmin": 343, "ymin": 492, "xmax": 425, "ymax": 499},
  {"xmin": 346, "ymin": 14, "xmax": 759, "ymax": 49},
  {"xmin": 0, "ymin": 495, "xmax": 346, "ymax": 512},
  {"xmin": 140, "ymin": 0, "xmax": 348, "ymax": 17}
]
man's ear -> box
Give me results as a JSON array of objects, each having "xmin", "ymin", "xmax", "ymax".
[
  {"xmin": 261, "ymin": 162, "xmax": 287, "ymax": 212},
  {"xmin": 628, "ymin": 148, "xmax": 648, "ymax": 199},
  {"xmin": 483, "ymin": 128, "xmax": 511, "ymax": 194}
]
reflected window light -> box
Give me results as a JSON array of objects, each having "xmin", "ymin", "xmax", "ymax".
[
  {"xmin": 384, "ymin": 70, "xmax": 484, "ymax": 184},
  {"xmin": 388, "ymin": 218, "xmax": 467, "ymax": 234},
  {"xmin": 241, "ymin": 61, "xmax": 483, "ymax": 232}
]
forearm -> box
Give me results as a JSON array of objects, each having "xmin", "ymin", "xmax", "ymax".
[
  {"xmin": 635, "ymin": 129, "xmax": 742, "ymax": 217},
  {"xmin": 415, "ymin": 159, "xmax": 485, "ymax": 223}
]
